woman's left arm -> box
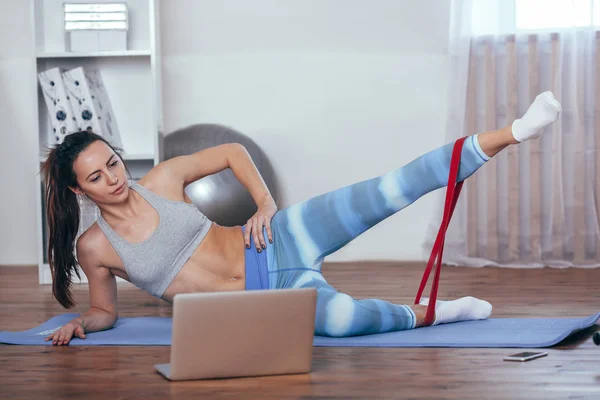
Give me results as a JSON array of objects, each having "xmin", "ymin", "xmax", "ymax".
[{"xmin": 226, "ymin": 144, "xmax": 278, "ymax": 251}]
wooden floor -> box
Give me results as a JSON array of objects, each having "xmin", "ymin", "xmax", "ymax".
[{"xmin": 0, "ymin": 263, "xmax": 598, "ymax": 400}]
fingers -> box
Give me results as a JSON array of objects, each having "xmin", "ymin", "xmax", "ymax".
[
  {"xmin": 57, "ymin": 333, "xmax": 67, "ymax": 346},
  {"xmin": 251, "ymin": 218, "xmax": 262, "ymax": 251},
  {"xmin": 257, "ymin": 217, "xmax": 268, "ymax": 250},
  {"xmin": 49, "ymin": 332, "xmax": 66, "ymax": 346},
  {"xmin": 45, "ymin": 331, "xmax": 61, "ymax": 345},
  {"xmin": 245, "ymin": 215, "xmax": 274, "ymax": 251},
  {"xmin": 265, "ymin": 221, "xmax": 273, "ymax": 244},
  {"xmin": 245, "ymin": 218, "xmax": 267, "ymax": 252},
  {"xmin": 244, "ymin": 222, "xmax": 251, "ymax": 249},
  {"xmin": 45, "ymin": 326, "xmax": 83, "ymax": 346},
  {"xmin": 75, "ymin": 326, "xmax": 86, "ymax": 339},
  {"xmin": 63, "ymin": 331, "xmax": 74, "ymax": 345}
]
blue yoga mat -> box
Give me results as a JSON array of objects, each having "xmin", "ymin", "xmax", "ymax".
[{"xmin": 1, "ymin": 313, "xmax": 598, "ymax": 347}]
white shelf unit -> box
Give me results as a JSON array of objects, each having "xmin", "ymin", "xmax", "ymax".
[
  {"xmin": 37, "ymin": 50, "xmax": 152, "ymax": 58},
  {"xmin": 31, "ymin": 0, "xmax": 163, "ymax": 285}
]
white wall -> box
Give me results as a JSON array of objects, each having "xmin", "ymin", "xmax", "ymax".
[
  {"xmin": 160, "ymin": 0, "xmax": 451, "ymax": 261},
  {"xmin": 0, "ymin": 0, "xmax": 451, "ymax": 265},
  {"xmin": 0, "ymin": 1, "xmax": 40, "ymax": 265}
]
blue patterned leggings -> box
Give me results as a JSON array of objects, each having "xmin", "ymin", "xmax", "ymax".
[{"xmin": 256, "ymin": 135, "xmax": 489, "ymax": 337}]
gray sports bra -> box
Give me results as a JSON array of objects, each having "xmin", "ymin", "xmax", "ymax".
[{"xmin": 96, "ymin": 182, "xmax": 213, "ymax": 298}]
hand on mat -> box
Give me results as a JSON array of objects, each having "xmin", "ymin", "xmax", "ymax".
[
  {"xmin": 244, "ymin": 199, "xmax": 277, "ymax": 251},
  {"xmin": 45, "ymin": 321, "xmax": 86, "ymax": 346}
]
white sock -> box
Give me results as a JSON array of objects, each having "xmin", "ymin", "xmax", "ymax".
[
  {"xmin": 511, "ymin": 91, "xmax": 562, "ymax": 142},
  {"xmin": 419, "ymin": 296, "xmax": 492, "ymax": 326}
]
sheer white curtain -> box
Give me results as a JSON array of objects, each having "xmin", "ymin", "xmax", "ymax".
[{"xmin": 424, "ymin": 0, "xmax": 600, "ymax": 268}]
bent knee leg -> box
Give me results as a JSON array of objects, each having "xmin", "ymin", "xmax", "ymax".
[
  {"xmin": 312, "ymin": 288, "xmax": 416, "ymax": 337},
  {"xmin": 314, "ymin": 290, "xmax": 359, "ymax": 337}
]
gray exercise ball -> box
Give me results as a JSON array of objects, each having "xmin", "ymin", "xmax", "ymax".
[{"xmin": 161, "ymin": 124, "xmax": 279, "ymax": 227}]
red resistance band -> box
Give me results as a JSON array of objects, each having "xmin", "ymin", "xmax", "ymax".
[{"xmin": 414, "ymin": 136, "xmax": 467, "ymax": 326}]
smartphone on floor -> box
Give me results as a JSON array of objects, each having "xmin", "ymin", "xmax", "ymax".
[{"xmin": 503, "ymin": 351, "xmax": 548, "ymax": 362}]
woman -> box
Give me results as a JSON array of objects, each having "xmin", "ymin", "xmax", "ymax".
[{"xmin": 43, "ymin": 91, "xmax": 561, "ymax": 345}]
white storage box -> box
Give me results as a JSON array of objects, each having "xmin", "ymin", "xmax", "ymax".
[
  {"xmin": 62, "ymin": 67, "xmax": 123, "ymax": 149},
  {"xmin": 69, "ymin": 30, "xmax": 127, "ymax": 52},
  {"xmin": 38, "ymin": 67, "xmax": 79, "ymax": 145},
  {"xmin": 64, "ymin": 3, "xmax": 128, "ymax": 52}
]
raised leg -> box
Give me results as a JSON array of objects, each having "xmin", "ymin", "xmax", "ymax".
[{"xmin": 272, "ymin": 134, "xmax": 490, "ymax": 269}]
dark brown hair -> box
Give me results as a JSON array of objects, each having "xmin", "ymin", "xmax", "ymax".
[{"xmin": 40, "ymin": 131, "xmax": 129, "ymax": 308}]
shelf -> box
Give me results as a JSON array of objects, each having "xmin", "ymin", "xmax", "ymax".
[
  {"xmin": 122, "ymin": 153, "xmax": 155, "ymax": 161},
  {"xmin": 39, "ymin": 153, "xmax": 155, "ymax": 163},
  {"xmin": 37, "ymin": 50, "xmax": 152, "ymax": 59},
  {"xmin": 34, "ymin": 0, "xmax": 162, "ymax": 287}
]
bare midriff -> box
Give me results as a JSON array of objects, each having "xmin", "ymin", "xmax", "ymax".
[
  {"xmin": 105, "ymin": 222, "xmax": 247, "ymax": 302},
  {"xmin": 159, "ymin": 223, "xmax": 247, "ymax": 301}
]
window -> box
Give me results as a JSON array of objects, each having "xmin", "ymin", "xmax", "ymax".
[{"xmin": 472, "ymin": 0, "xmax": 600, "ymax": 35}]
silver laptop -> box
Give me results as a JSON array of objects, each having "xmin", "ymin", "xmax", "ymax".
[{"xmin": 155, "ymin": 287, "xmax": 317, "ymax": 381}]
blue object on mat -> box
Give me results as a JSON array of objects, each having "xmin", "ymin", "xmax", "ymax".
[{"xmin": 1, "ymin": 313, "xmax": 598, "ymax": 347}]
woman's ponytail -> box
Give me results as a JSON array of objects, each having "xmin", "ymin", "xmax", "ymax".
[{"xmin": 39, "ymin": 131, "xmax": 124, "ymax": 308}]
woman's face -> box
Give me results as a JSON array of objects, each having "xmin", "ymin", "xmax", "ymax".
[{"xmin": 70, "ymin": 140, "xmax": 129, "ymax": 203}]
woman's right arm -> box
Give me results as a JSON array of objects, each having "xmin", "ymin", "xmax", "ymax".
[{"xmin": 45, "ymin": 236, "xmax": 118, "ymax": 346}]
